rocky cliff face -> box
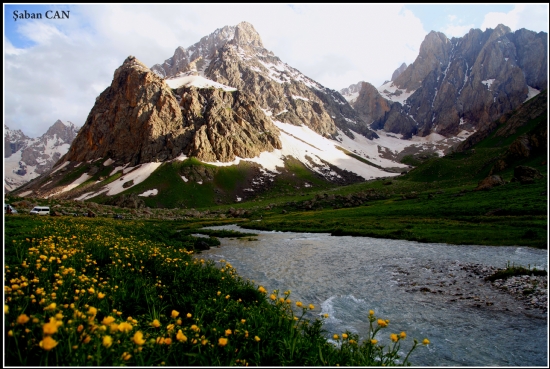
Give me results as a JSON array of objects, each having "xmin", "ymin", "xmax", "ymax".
[
  {"xmin": 64, "ymin": 56, "xmax": 185, "ymax": 165},
  {"xmin": 351, "ymin": 82, "xmax": 391, "ymax": 125},
  {"xmin": 154, "ymin": 22, "xmax": 378, "ymax": 140},
  {"xmin": 62, "ymin": 55, "xmax": 281, "ymax": 166},
  {"xmin": 174, "ymin": 85, "xmax": 281, "ymax": 162},
  {"xmin": 354, "ymin": 25, "xmax": 547, "ymax": 139},
  {"xmin": 5, "ymin": 120, "xmax": 79, "ymax": 191}
]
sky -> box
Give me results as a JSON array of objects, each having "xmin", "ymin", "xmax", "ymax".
[{"xmin": 4, "ymin": 3, "xmax": 549, "ymax": 138}]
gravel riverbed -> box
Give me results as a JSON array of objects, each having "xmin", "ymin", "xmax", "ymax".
[{"xmin": 394, "ymin": 261, "xmax": 547, "ymax": 320}]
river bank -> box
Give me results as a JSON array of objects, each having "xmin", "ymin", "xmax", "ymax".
[{"xmin": 202, "ymin": 225, "xmax": 548, "ymax": 366}]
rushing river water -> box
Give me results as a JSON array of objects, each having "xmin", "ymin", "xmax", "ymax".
[{"xmin": 201, "ymin": 225, "xmax": 548, "ymax": 366}]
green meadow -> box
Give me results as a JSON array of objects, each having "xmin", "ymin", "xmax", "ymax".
[{"xmin": 4, "ymin": 216, "xmax": 428, "ymax": 366}]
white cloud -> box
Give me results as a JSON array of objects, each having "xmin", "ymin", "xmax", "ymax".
[
  {"xmin": 481, "ymin": 4, "xmax": 549, "ymax": 33},
  {"xmin": 441, "ymin": 23, "xmax": 476, "ymax": 38},
  {"xmin": 4, "ymin": 4, "xmax": 545, "ymax": 139}
]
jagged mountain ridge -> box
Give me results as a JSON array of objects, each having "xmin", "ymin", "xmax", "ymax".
[
  {"xmin": 4, "ymin": 120, "xmax": 80, "ymax": 191},
  {"xmin": 350, "ymin": 25, "xmax": 547, "ymax": 139},
  {"xmin": 151, "ymin": 25, "xmax": 236, "ymax": 78},
  {"xmin": 152, "ymin": 21, "xmax": 378, "ymax": 140}
]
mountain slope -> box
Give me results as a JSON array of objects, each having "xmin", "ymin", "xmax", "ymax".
[
  {"xmin": 154, "ymin": 21, "xmax": 378, "ymax": 140},
  {"xmin": 351, "ymin": 25, "xmax": 547, "ymax": 139},
  {"xmin": 4, "ymin": 120, "xmax": 79, "ymax": 191},
  {"xmin": 404, "ymin": 89, "xmax": 547, "ymax": 185}
]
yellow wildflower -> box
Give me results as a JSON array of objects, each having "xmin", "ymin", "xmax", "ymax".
[
  {"xmin": 88, "ymin": 306, "xmax": 97, "ymax": 316},
  {"xmin": 423, "ymin": 338, "xmax": 430, "ymax": 345},
  {"xmin": 333, "ymin": 334, "xmax": 339, "ymax": 340},
  {"xmin": 97, "ymin": 292, "xmax": 105, "ymax": 299},
  {"xmin": 377, "ymin": 319, "xmax": 387, "ymax": 328},
  {"xmin": 171, "ymin": 310, "xmax": 179, "ymax": 318},
  {"xmin": 176, "ymin": 330, "xmax": 187, "ymax": 342},
  {"xmin": 225, "ymin": 329, "xmax": 232, "ymax": 336},
  {"xmin": 151, "ymin": 319, "xmax": 161, "ymax": 328},
  {"xmin": 400, "ymin": 331, "xmax": 407, "ymax": 339},
  {"xmin": 103, "ymin": 335, "xmax": 113, "ymax": 348},
  {"xmin": 309, "ymin": 304, "xmax": 315, "ymax": 310},
  {"xmin": 241, "ymin": 319, "xmax": 246, "ymax": 324},
  {"xmin": 118, "ymin": 322, "xmax": 133, "ymax": 333},
  {"xmin": 254, "ymin": 336, "xmax": 261, "ymax": 342},
  {"xmin": 390, "ymin": 333, "xmax": 398, "ymax": 342},
  {"xmin": 258, "ymin": 286, "xmax": 267, "ymax": 293},
  {"xmin": 40, "ymin": 336, "xmax": 58, "ymax": 351},
  {"xmin": 296, "ymin": 301, "xmax": 303, "ymax": 307},
  {"xmin": 44, "ymin": 302, "xmax": 56, "ymax": 311},
  {"xmin": 121, "ymin": 352, "xmax": 132, "ymax": 361},
  {"xmin": 218, "ymin": 337, "xmax": 228, "ymax": 347},
  {"xmin": 133, "ymin": 331, "xmax": 146, "ymax": 345},
  {"xmin": 342, "ymin": 333, "xmax": 348, "ymax": 339},
  {"xmin": 4, "ymin": 305, "xmax": 8, "ymax": 314},
  {"xmin": 164, "ymin": 337, "xmax": 172, "ymax": 345},
  {"xmin": 270, "ymin": 294, "xmax": 276, "ymax": 301},
  {"xmin": 369, "ymin": 310, "xmax": 374, "ymax": 316},
  {"xmin": 371, "ymin": 339, "xmax": 378, "ymax": 345},
  {"xmin": 102, "ymin": 316, "xmax": 116, "ymax": 325},
  {"xmin": 43, "ymin": 318, "xmax": 60, "ymax": 335},
  {"xmin": 16, "ymin": 314, "xmax": 30, "ymax": 325},
  {"xmin": 191, "ymin": 324, "xmax": 200, "ymax": 332},
  {"xmin": 187, "ymin": 313, "xmax": 192, "ymax": 318}
]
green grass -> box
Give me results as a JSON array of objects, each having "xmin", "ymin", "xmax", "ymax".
[
  {"xmin": 240, "ymin": 177, "xmax": 547, "ymax": 248},
  {"xmin": 485, "ymin": 262, "xmax": 547, "ymax": 282},
  {"xmin": 57, "ymin": 164, "xmax": 91, "ymax": 186},
  {"xmin": 4, "ymin": 216, "xmax": 428, "ymax": 366}
]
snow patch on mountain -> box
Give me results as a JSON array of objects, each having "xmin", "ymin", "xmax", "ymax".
[
  {"xmin": 138, "ymin": 189, "xmax": 158, "ymax": 197},
  {"xmin": 525, "ymin": 86, "xmax": 540, "ymax": 102},
  {"xmin": 46, "ymin": 172, "xmax": 91, "ymax": 198},
  {"xmin": 377, "ymin": 81, "xmax": 417, "ymax": 104},
  {"xmin": 104, "ymin": 162, "xmax": 162, "ymax": 196},
  {"xmin": 165, "ymin": 75, "xmax": 237, "ymax": 91},
  {"xmin": 342, "ymin": 91, "xmax": 359, "ymax": 104}
]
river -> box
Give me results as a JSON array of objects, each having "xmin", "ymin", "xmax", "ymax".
[{"xmin": 201, "ymin": 225, "xmax": 548, "ymax": 366}]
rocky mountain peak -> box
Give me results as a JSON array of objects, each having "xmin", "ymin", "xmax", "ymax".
[
  {"xmin": 44, "ymin": 120, "xmax": 79, "ymax": 143},
  {"xmin": 393, "ymin": 31, "xmax": 451, "ymax": 92},
  {"xmin": 231, "ymin": 21, "xmax": 263, "ymax": 48},
  {"xmin": 62, "ymin": 55, "xmax": 282, "ymax": 167},
  {"xmin": 5, "ymin": 119, "xmax": 80, "ymax": 191},
  {"xmin": 391, "ymin": 63, "xmax": 407, "ymax": 81}
]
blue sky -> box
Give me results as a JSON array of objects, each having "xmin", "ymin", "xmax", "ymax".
[
  {"xmin": 404, "ymin": 4, "xmax": 515, "ymax": 37},
  {"xmin": 4, "ymin": 3, "xmax": 549, "ymax": 137}
]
